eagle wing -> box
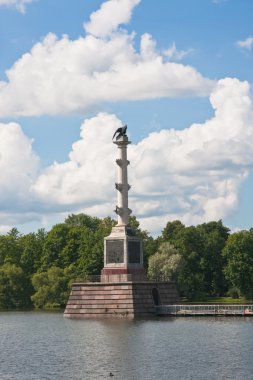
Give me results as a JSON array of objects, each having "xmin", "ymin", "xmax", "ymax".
[{"xmin": 112, "ymin": 127, "xmax": 122, "ymax": 140}]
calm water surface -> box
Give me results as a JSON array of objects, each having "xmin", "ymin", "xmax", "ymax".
[{"xmin": 0, "ymin": 312, "xmax": 253, "ymax": 379}]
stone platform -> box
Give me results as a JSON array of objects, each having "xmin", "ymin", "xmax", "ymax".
[{"xmin": 64, "ymin": 281, "xmax": 179, "ymax": 318}]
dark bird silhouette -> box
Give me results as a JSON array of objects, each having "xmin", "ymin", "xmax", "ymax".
[{"xmin": 112, "ymin": 125, "xmax": 127, "ymax": 140}]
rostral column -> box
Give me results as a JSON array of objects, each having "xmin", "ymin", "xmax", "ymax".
[{"xmin": 101, "ymin": 126, "xmax": 146, "ymax": 281}]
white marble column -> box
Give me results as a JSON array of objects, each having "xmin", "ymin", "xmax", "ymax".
[
  {"xmin": 114, "ymin": 135, "xmax": 132, "ymax": 226},
  {"xmin": 102, "ymin": 131, "xmax": 146, "ymax": 281}
]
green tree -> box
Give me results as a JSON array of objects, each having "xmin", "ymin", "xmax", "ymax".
[
  {"xmin": 148, "ymin": 242, "xmax": 184, "ymax": 281},
  {"xmin": 64, "ymin": 214, "xmax": 116, "ymax": 277},
  {"xmin": 59, "ymin": 227, "xmax": 84, "ymax": 268},
  {"xmin": 0, "ymin": 228, "xmax": 22, "ymax": 267},
  {"xmin": 31, "ymin": 266, "xmax": 69, "ymax": 308},
  {"xmin": 40, "ymin": 224, "xmax": 71, "ymax": 270},
  {"xmin": 65, "ymin": 213, "xmax": 101, "ymax": 231},
  {"xmin": 223, "ymin": 231, "xmax": 253, "ymax": 299},
  {"xmin": 171, "ymin": 226, "xmax": 206, "ymax": 300},
  {"xmin": 18, "ymin": 229, "xmax": 47, "ymax": 305},
  {"xmin": 77, "ymin": 225, "xmax": 106, "ymax": 276},
  {"xmin": 19, "ymin": 229, "xmax": 47, "ymax": 275},
  {"xmin": 161, "ymin": 220, "xmax": 185, "ymax": 243},
  {"xmin": 128, "ymin": 215, "xmax": 144, "ymax": 236},
  {"xmin": 197, "ymin": 221, "xmax": 229, "ymax": 296},
  {"xmin": 0, "ymin": 263, "xmax": 28, "ymax": 309}
]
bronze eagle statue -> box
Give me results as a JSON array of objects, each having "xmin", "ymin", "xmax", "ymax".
[{"xmin": 112, "ymin": 125, "xmax": 127, "ymax": 140}]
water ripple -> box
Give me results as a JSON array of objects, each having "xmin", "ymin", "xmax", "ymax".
[{"xmin": 0, "ymin": 312, "xmax": 253, "ymax": 379}]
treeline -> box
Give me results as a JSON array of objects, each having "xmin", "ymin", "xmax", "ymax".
[
  {"xmin": 0, "ymin": 214, "xmax": 115, "ymax": 310},
  {"xmin": 152, "ymin": 220, "xmax": 253, "ymax": 301},
  {"xmin": 0, "ymin": 214, "xmax": 252, "ymax": 309}
]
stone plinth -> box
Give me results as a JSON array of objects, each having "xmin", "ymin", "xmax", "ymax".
[
  {"xmin": 64, "ymin": 281, "xmax": 179, "ymax": 319},
  {"xmin": 102, "ymin": 225, "xmax": 146, "ymax": 281}
]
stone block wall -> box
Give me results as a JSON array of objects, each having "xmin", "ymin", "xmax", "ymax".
[{"xmin": 64, "ymin": 281, "xmax": 179, "ymax": 319}]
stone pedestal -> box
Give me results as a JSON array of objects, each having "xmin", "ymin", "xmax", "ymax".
[
  {"xmin": 64, "ymin": 281, "xmax": 179, "ymax": 319},
  {"xmin": 101, "ymin": 225, "xmax": 146, "ymax": 282}
]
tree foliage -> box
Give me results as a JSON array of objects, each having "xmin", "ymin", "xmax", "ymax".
[
  {"xmin": 0, "ymin": 263, "xmax": 28, "ymax": 309},
  {"xmin": 148, "ymin": 242, "xmax": 184, "ymax": 281},
  {"xmin": 161, "ymin": 220, "xmax": 185, "ymax": 243},
  {"xmin": 197, "ymin": 221, "xmax": 229, "ymax": 295},
  {"xmin": 223, "ymin": 230, "xmax": 253, "ymax": 299},
  {"xmin": 31, "ymin": 266, "xmax": 69, "ymax": 308},
  {"xmin": 0, "ymin": 213, "xmax": 253, "ymax": 309},
  {"xmin": 161, "ymin": 220, "xmax": 230, "ymax": 299}
]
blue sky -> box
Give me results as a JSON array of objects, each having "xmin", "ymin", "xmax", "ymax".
[{"xmin": 0, "ymin": 0, "xmax": 253, "ymax": 235}]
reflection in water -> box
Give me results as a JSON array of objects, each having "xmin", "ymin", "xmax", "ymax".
[{"xmin": 0, "ymin": 312, "xmax": 253, "ymax": 379}]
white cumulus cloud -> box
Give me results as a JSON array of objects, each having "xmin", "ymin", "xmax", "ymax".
[
  {"xmin": 84, "ymin": 0, "xmax": 140, "ymax": 37},
  {"xmin": 29, "ymin": 78, "xmax": 253, "ymax": 234},
  {"xmin": 236, "ymin": 36, "xmax": 253, "ymax": 50},
  {"xmin": 0, "ymin": 0, "xmax": 33, "ymax": 13},
  {"xmin": 0, "ymin": 78, "xmax": 253, "ymax": 234},
  {"xmin": 33, "ymin": 113, "xmax": 120, "ymax": 208},
  {"xmin": 0, "ymin": 122, "xmax": 39, "ymax": 211},
  {"xmin": 1, "ymin": 1, "xmax": 252, "ymax": 235},
  {"xmin": 0, "ymin": 2, "xmax": 213, "ymax": 118},
  {"xmin": 164, "ymin": 42, "xmax": 194, "ymax": 61}
]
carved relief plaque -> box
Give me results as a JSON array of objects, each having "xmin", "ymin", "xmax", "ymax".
[
  {"xmin": 106, "ymin": 240, "xmax": 124, "ymax": 264},
  {"xmin": 128, "ymin": 241, "xmax": 141, "ymax": 264}
]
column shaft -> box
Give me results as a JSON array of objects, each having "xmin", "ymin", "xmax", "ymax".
[{"xmin": 117, "ymin": 144, "xmax": 129, "ymax": 225}]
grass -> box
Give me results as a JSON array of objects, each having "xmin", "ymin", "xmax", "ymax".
[{"xmin": 180, "ymin": 296, "xmax": 253, "ymax": 305}]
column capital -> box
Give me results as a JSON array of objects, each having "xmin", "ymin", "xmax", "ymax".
[{"xmin": 113, "ymin": 135, "xmax": 131, "ymax": 146}]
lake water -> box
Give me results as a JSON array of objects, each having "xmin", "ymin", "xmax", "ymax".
[{"xmin": 0, "ymin": 312, "xmax": 253, "ymax": 379}]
